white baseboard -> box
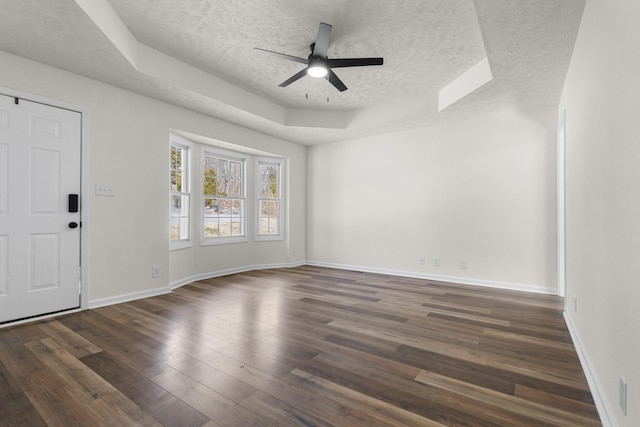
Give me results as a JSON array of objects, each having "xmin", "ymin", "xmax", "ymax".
[
  {"xmin": 564, "ymin": 311, "xmax": 616, "ymax": 427},
  {"xmin": 305, "ymin": 260, "xmax": 557, "ymax": 295},
  {"xmin": 169, "ymin": 261, "xmax": 305, "ymax": 290},
  {"xmin": 88, "ymin": 262, "xmax": 304, "ymax": 309},
  {"xmin": 88, "ymin": 286, "xmax": 171, "ymax": 309}
]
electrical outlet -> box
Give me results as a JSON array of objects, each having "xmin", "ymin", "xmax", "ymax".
[
  {"xmin": 152, "ymin": 265, "xmax": 160, "ymax": 278},
  {"xmin": 432, "ymin": 257, "xmax": 440, "ymax": 267},
  {"xmin": 417, "ymin": 256, "xmax": 425, "ymax": 265},
  {"xmin": 619, "ymin": 376, "xmax": 628, "ymax": 415},
  {"xmin": 95, "ymin": 183, "xmax": 114, "ymax": 196},
  {"xmin": 459, "ymin": 259, "xmax": 468, "ymax": 270}
]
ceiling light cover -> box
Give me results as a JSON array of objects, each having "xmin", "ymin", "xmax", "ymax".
[{"xmin": 307, "ymin": 65, "xmax": 328, "ymax": 78}]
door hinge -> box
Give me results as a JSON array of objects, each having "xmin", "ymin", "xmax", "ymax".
[{"xmin": 14, "ymin": 97, "xmax": 19, "ymax": 105}]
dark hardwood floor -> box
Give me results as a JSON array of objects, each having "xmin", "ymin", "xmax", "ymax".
[{"xmin": 0, "ymin": 266, "xmax": 601, "ymax": 426}]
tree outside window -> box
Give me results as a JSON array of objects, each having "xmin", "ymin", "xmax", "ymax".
[
  {"xmin": 170, "ymin": 142, "xmax": 190, "ymax": 247},
  {"xmin": 257, "ymin": 159, "xmax": 282, "ymax": 239},
  {"xmin": 203, "ymin": 153, "xmax": 245, "ymax": 240}
]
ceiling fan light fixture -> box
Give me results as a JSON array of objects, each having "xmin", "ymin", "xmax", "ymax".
[
  {"xmin": 307, "ymin": 64, "xmax": 328, "ymax": 78},
  {"xmin": 256, "ymin": 22, "xmax": 383, "ymax": 91}
]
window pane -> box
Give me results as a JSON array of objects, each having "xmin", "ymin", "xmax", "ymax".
[
  {"xmin": 259, "ymin": 163, "xmax": 279, "ymax": 200},
  {"xmin": 259, "ymin": 217, "xmax": 278, "ymax": 235},
  {"xmin": 172, "ymin": 195, "xmax": 189, "ymax": 216},
  {"xmin": 230, "ymin": 218, "xmax": 242, "ymax": 236},
  {"xmin": 219, "ymin": 221, "xmax": 231, "ymax": 237},
  {"xmin": 260, "ymin": 182, "xmax": 270, "ymax": 199},
  {"xmin": 257, "ymin": 161, "xmax": 282, "ymax": 239},
  {"xmin": 230, "ymin": 199, "xmax": 237, "ymax": 216},
  {"xmin": 203, "ymin": 157, "xmax": 218, "ymax": 196},
  {"xmin": 203, "ymin": 153, "xmax": 245, "ymax": 241},
  {"xmin": 229, "ymin": 179, "xmax": 240, "ymax": 197},
  {"xmin": 217, "ymin": 198, "xmax": 231, "ymax": 213},
  {"xmin": 218, "ymin": 176, "xmax": 228, "ymax": 196},
  {"xmin": 269, "ymin": 218, "xmax": 278, "ymax": 235},
  {"xmin": 170, "ymin": 217, "xmax": 181, "ymax": 241},
  {"xmin": 171, "ymin": 146, "xmax": 182, "ymax": 170},
  {"xmin": 259, "ymin": 200, "xmax": 277, "ymax": 217},
  {"xmin": 204, "ymin": 175, "xmax": 216, "ymax": 196},
  {"xmin": 259, "ymin": 200, "xmax": 279, "ymax": 235},
  {"xmin": 170, "ymin": 194, "xmax": 189, "ymax": 242},
  {"xmin": 269, "ymin": 171, "xmax": 278, "ymax": 198},
  {"xmin": 204, "ymin": 217, "xmax": 219, "ymax": 238},
  {"xmin": 204, "ymin": 197, "xmax": 218, "ymax": 213},
  {"xmin": 171, "ymin": 170, "xmax": 183, "ymax": 192},
  {"xmin": 170, "ymin": 142, "xmax": 191, "ymax": 245}
]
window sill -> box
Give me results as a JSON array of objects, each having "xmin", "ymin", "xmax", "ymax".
[
  {"xmin": 170, "ymin": 241, "xmax": 193, "ymax": 251},
  {"xmin": 200, "ymin": 236, "xmax": 248, "ymax": 246},
  {"xmin": 255, "ymin": 235, "xmax": 285, "ymax": 242}
]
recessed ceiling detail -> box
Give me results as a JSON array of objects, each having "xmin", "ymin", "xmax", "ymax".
[
  {"xmin": 438, "ymin": 57, "xmax": 493, "ymax": 112},
  {"xmin": 0, "ymin": 0, "xmax": 585, "ymax": 145}
]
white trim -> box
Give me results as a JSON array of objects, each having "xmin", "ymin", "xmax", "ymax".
[
  {"xmin": 169, "ymin": 241, "xmax": 192, "ymax": 251},
  {"xmin": 170, "ymin": 134, "xmax": 193, "ymax": 250},
  {"xmin": 88, "ymin": 286, "xmax": 171, "ymax": 309},
  {"xmin": 564, "ymin": 311, "xmax": 615, "ymax": 427},
  {"xmin": 169, "ymin": 261, "xmax": 305, "ymax": 290},
  {"xmin": 201, "ymin": 146, "xmax": 248, "ymax": 244},
  {"xmin": 557, "ymin": 110, "xmax": 567, "ymax": 297},
  {"xmin": 255, "ymin": 157, "xmax": 285, "ymax": 241},
  {"xmin": 305, "ymin": 260, "xmax": 558, "ymax": 295},
  {"xmin": 0, "ymin": 85, "xmax": 91, "ymax": 313}
]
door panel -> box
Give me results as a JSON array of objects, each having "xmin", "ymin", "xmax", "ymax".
[
  {"xmin": 0, "ymin": 94, "xmax": 81, "ymax": 323},
  {"xmin": 0, "ymin": 236, "xmax": 6, "ymax": 295},
  {"xmin": 0, "ymin": 143, "xmax": 7, "ymax": 213},
  {"xmin": 31, "ymin": 148, "xmax": 61, "ymax": 214},
  {"xmin": 30, "ymin": 233, "xmax": 60, "ymax": 291}
]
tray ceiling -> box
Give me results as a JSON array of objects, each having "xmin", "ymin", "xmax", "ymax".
[{"xmin": 0, "ymin": 0, "xmax": 585, "ymax": 145}]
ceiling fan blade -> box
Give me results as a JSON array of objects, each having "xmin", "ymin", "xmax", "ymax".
[
  {"xmin": 279, "ymin": 68, "xmax": 309, "ymax": 87},
  {"xmin": 327, "ymin": 69, "xmax": 347, "ymax": 92},
  {"xmin": 254, "ymin": 47, "xmax": 308, "ymax": 64},
  {"xmin": 312, "ymin": 22, "xmax": 332, "ymax": 58},
  {"xmin": 327, "ymin": 57, "xmax": 384, "ymax": 68}
]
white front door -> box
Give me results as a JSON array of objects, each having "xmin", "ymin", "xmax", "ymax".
[{"xmin": 0, "ymin": 94, "xmax": 82, "ymax": 323}]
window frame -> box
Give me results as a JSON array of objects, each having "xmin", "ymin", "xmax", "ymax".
[
  {"xmin": 255, "ymin": 157, "xmax": 285, "ymax": 241},
  {"xmin": 201, "ymin": 147, "xmax": 248, "ymax": 245},
  {"xmin": 170, "ymin": 136, "xmax": 193, "ymax": 251}
]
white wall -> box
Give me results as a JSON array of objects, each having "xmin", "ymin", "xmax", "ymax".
[
  {"xmin": 559, "ymin": 0, "xmax": 640, "ymax": 425},
  {"xmin": 0, "ymin": 50, "xmax": 306, "ymax": 305},
  {"xmin": 307, "ymin": 106, "xmax": 557, "ymax": 293}
]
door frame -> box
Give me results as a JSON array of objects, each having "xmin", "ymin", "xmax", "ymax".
[
  {"xmin": 0, "ymin": 85, "xmax": 89, "ymax": 326},
  {"xmin": 557, "ymin": 109, "xmax": 566, "ymax": 298}
]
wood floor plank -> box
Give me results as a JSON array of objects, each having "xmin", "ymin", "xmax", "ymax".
[
  {"xmin": 299, "ymin": 352, "xmax": 504, "ymax": 426},
  {"xmin": 80, "ymin": 351, "xmax": 210, "ymax": 426},
  {"xmin": 0, "ymin": 266, "xmax": 601, "ymax": 426},
  {"xmin": 240, "ymin": 390, "xmax": 336, "ymax": 427},
  {"xmin": 151, "ymin": 369, "xmax": 274, "ymax": 427},
  {"xmin": 287, "ymin": 368, "xmax": 447, "ymax": 427},
  {"xmin": 0, "ymin": 360, "xmax": 47, "ymax": 427},
  {"xmin": 514, "ymin": 384, "xmax": 601, "ymax": 420},
  {"xmin": 36, "ymin": 319, "xmax": 103, "ymax": 358},
  {"xmin": 23, "ymin": 339, "xmax": 161, "ymax": 426},
  {"xmin": 415, "ymin": 370, "xmax": 601, "ymax": 427}
]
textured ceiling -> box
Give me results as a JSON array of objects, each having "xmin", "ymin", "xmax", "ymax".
[
  {"xmin": 0, "ymin": 0, "xmax": 585, "ymax": 145},
  {"xmin": 107, "ymin": 0, "xmax": 487, "ymax": 110}
]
